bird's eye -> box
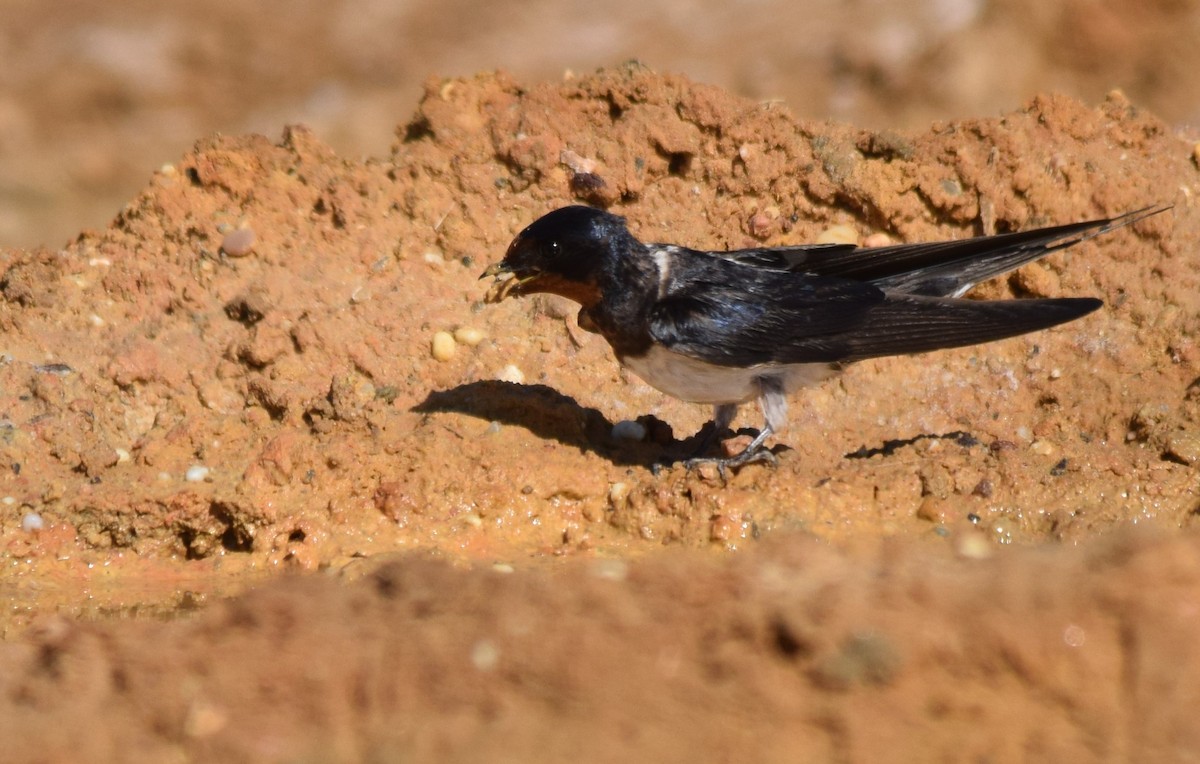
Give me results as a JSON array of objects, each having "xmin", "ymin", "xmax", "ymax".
[{"xmin": 545, "ymin": 240, "xmax": 561, "ymax": 258}]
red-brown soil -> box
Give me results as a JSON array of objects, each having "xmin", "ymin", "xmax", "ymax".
[{"xmin": 1, "ymin": 63, "xmax": 1199, "ymax": 761}]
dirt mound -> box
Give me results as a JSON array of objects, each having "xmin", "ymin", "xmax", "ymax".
[
  {"xmin": 7, "ymin": 0, "xmax": 1200, "ymax": 251},
  {"xmin": 1, "ymin": 67, "xmax": 1199, "ymax": 760}
]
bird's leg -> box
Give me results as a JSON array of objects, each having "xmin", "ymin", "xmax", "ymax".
[
  {"xmin": 684, "ymin": 377, "xmax": 786, "ymax": 481},
  {"xmin": 687, "ymin": 403, "xmax": 738, "ymax": 459}
]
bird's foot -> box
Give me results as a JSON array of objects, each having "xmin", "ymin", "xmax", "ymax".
[
  {"xmin": 684, "ymin": 444, "xmax": 778, "ymax": 483},
  {"xmin": 660, "ymin": 418, "xmax": 777, "ymax": 482}
]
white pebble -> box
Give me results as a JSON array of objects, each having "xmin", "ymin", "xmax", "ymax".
[
  {"xmin": 1, "ymin": 496, "xmax": 14, "ymax": 506},
  {"xmin": 453, "ymin": 326, "xmax": 486, "ymax": 347},
  {"xmin": 431, "ymin": 331, "xmax": 457, "ymax": 361},
  {"xmin": 608, "ymin": 482, "xmax": 630, "ymax": 505},
  {"xmin": 461, "ymin": 513, "xmax": 483, "ymax": 528},
  {"xmin": 611, "ymin": 420, "xmax": 647, "ymax": 441},
  {"xmin": 816, "ymin": 224, "xmax": 858, "ymax": 245},
  {"xmin": 1062, "ymin": 624, "xmax": 1087, "ymax": 648},
  {"xmin": 1030, "ymin": 440, "xmax": 1056, "ymax": 457},
  {"xmin": 470, "ymin": 639, "xmax": 500, "ymax": 671},
  {"xmin": 115, "ymin": 448, "xmax": 131, "ymax": 463},
  {"xmin": 590, "ymin": 558, "xmax": 628, "ymax": 581},
  {"xmin": 560, "ymin": 149, "xmax": 597, "ymax": 174},
  {"xmin": 21, "ymin": 513, "xmax": 44, "ymax": 532},
  {"xmin": 497, "ymin": 364, "xmax": 525, "ymax": 384},
  {"xmin": 955, "ymin": 531, "xmax": 992, "ymax": 560},
  {"xmin": 185, "ymin": 465, "xmax": 211, "ymax": 482}
]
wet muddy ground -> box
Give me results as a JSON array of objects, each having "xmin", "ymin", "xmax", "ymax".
[{"xmin": 1, "ymin": 59, "xmax": 1199, "ymax": 762}]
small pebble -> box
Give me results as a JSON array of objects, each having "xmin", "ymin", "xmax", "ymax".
[
  {"xmin": 115, "ymin": 448, "xmax": 131, "ymax": 463},
  {"xmin": 431, "ymin": 331, "xmax": 457, "ymax": 362},
  {"xmin": 21, "ymin": 512, "xmax": 44, "ymax": 532},
  {"xmin": 453, "ymin": 326, "xmax": 486, "ymax": 347},
  {"xmin": 608, "ymin": 482, "xmax": 631, "ymax": 506},
  {"xmin": 590, "ymin": 558, "xmax": 629, "ymax": 581},
  {"xmin": 972, "ymin": 479, "xmax": 994, "ymax": 498},
  {"xmin": 497, "ymin": 364, "xmax": 525, "ymax": 384},
  {"xmin": 220, "ymin": 227, "xmax": 256, "ymax": 257},
  {"xmin": 955, "ymin": 531, "xmax": 992, "ymax": 559},
  {"xmin": 461, "ymin": 513, "xmax": 483, "ymax": 528},
  {"xmin": 470, "ymin": 639, "xmax": 500, "ymax": 671},
  {"xmin": 560, "ymin": 149, "xmax": 597, "ymax": 174},
  {"xmin": 1, "ymin": 496, "xmax": 13, "ymax": 505},
  {"xmin": 915, "ymin": 496, "xmax": 951, "ymax": 523},
  {"xmin": 185, "ymin": 465, "xmax": 211, "ymax": 482},
  {"xmin": 1062, "ymin": 624, "xmax": 1087, "ymax": 648},
  {"xmin": 611, "ymin": 420, "xmax": 647, "ymax": 441},
  {"xmin": 1030, "ymin": 440, "xmax": 1056, "ymax": 457},
  {"xmin": 816, "ymin": 225, "xmax": 858, "ymax": 245}
]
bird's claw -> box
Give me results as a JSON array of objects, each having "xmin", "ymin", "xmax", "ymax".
[{"xmin": 683, "ymin": 446, "xmax": 778, "ymax": 483}]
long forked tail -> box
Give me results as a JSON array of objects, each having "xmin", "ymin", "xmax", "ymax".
[
  {"xmin": 841, "ymin": 295, "xmax": 1102, "ymax": 362},
  {"xmin": 818, "ymin": 205, "xmax": 1171, "ymax": 297}
]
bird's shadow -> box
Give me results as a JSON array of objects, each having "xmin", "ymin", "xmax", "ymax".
[
  {"xmin": 843, "ymin": 430, "xmax": 981, "ymax": 459},
  {"xmin": 413, "ymin": 381, "xmax": 701, "ymax": 468},
  {"xmin": 414, "ymin": 381, "xmax": 972, "ymax": 471}
]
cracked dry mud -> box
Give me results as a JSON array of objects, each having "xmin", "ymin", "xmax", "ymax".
[{"xmin": 1, "ymin": 67, "xmax": 1199, "ymax": 761}]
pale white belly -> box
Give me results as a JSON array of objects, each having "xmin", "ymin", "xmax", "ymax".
[{"xmin": 621, "ymin": 345, "xmax": 837, "ymax": 405}]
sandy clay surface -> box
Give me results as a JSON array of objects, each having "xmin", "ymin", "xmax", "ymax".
[{"xmin": 2, "ymin": 62, "xmax": 1200, "ymax": 760}]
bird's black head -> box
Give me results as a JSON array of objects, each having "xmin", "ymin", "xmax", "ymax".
[{"xmin": 482, "ymin": 206, "xmax": 633, "ymax": 307}]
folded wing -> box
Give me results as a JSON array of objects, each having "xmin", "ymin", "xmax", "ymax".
[{"xmin": 649, "ymin": 261, "xmax": 1102, "ymax": 367}]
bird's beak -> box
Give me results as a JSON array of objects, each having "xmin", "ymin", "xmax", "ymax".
[
  {"xmin": 481, "ymin": 261, "xmax": 541, "ymax": 303},
  {"xmin": 479, "ymin": 262, "xmax": 510, "ymax": 279}
]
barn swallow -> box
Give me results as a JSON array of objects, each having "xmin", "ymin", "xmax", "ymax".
[{"xmin": 482, "ymin": 204, "xmax": 1167, "ymax": 477}]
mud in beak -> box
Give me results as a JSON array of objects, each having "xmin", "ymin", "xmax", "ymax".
[{"xmin": 480, "ymin": 262, "xmax": 541, "ymax": 303}]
